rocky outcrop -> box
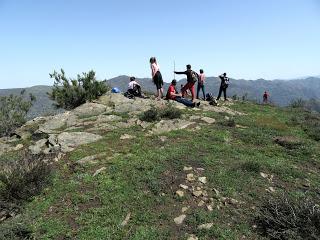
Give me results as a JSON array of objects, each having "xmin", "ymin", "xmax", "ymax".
[
  {"xmin": 150, "ymin": 119, "xmax": 196, "ymax": 135},
  {"xmin": 57, "ymin": 132, "xmax": 103, "ymax": 153}
]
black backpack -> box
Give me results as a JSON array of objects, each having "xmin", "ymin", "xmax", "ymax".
[{"xmin": 206, "ymin": 93, "xmax": 214, "ymax": 101}]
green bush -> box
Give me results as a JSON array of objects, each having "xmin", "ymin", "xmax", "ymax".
[
  {"xmin": 0, "ymin": 91, "xmax": 35, "ymax": 137},
  {"xmin": 140, "ymin": 106, "xmax": 160, "ymax": 122},
  {"xmin": 0, "ymin": 218, "xmax": 32, "ymax": 240},
  {"xmin": 139, "ymin": 104, "xmax": 182, "ymax": 122},
  {"xmin": 159, "ymin": 103, "xmax": 182, "ymax": 120},
  {"xmin": 256, "ymin": 193, "xmax": 320, "ymax": 240},
  {"xmin": 0, "ymin": 152, "xmax": 53, "ymax": 203},
  {"xmin": 48, "ymin": 69, "xmax": 109, "ymax": 110},
  {"xmin": 241, "ymin": 161, "xmax": 261, "ymax": 173}
]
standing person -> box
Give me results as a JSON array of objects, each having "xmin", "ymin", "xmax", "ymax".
[
  {"xmin": 150, "ymin": 57, "xmax": 164, "ymax": 100},
  {"xmin": 216, "ymin": 73, "xmax": 229, "ymax": 101},
  {"xmin": 166, "ymin": 80, "xmax": 200, "ymax": 108},
  {"xmin": 197, "ymin": 69, "xmax": 206, "ymax": 100},
  {"xmin": 263, "ymin": 91, "xmax": 269, "ymax": 103},
  {"xmin": 174, "ymin": 64, "xmax": 198, "ymax": 102}
]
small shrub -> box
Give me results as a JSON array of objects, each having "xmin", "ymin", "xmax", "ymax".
[
  {"xmin": 256, "ymin": 193, "xmax": 320, "ymax": 240},
  {"xmin": 220, "ymin": 118, "xmax": 236, "ymax": 127},
  {"xmin": 139, "ymin": 104, "xmax": 182, "ymax": 122},
  {"xmin": 0, "ymin": 91, "xmax": 35, "ymax": 137},
  {"xmin": 48, "ymin": 69, "xmax": 109, "ymax": 110},
  {"xmin": 274, "ymin": 136, "xmax": 302, "ymax": 150},
  {"xmin": 0, "ymin": 152, "xmax": 53, "ymax": 203},
  {"xmin": 140, "ymin": 106, "xmax": 160, "ymax": 122},
  {"xmin": 241, "ymin": 161, "xmax": 261, "ymax": 173},
  {"xmin": 159, "ymin": 103, "xmax": 182, "ymax": 120},
  {"xmin": 0, "ymin": 218, "xmax": 32, "ymax": 240}
]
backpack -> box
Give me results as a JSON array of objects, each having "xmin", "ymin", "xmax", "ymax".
[
  {"xmin": 190, "ymin": 71, "xmax": 199, "ymax": 83},
  {"xmin": 206, "ymin": 93, "xmax": 214, "ymax": 101},
  {"xmin": 223, "ymin": 77, "xmax": 230, "ymax": 88}
]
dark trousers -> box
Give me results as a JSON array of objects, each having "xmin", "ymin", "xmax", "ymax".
[
  {"xmin": 217, "ymin": 86, "xmax": 227, "ymax": 100},
  {"xmin": 197, "ymin": 83, "xmax": 205, "ymax": 99},
  {"xmin": 128, "ymin": 85, "xmax": 141, "ymax": 97},
  {"xmin": 175, "ymin": 96, "xmax": 194, "ymax": 107}
]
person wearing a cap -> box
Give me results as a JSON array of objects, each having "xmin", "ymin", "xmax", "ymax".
[
  {"xmin": 166, "ymin": 79, "xmax": 200, "ymax": 107},
  {"xmin": 174, "ymin": 64, "xmax": 196, "ymax": 102}
]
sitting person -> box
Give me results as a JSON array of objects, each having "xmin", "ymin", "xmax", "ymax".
[
  {"xmin": 166, "ymin": 79, "xmax": 200, "ymax": 108},
  {"xmin": 127, "ymin": 76, "xmax": 142, "ymax": 97}
]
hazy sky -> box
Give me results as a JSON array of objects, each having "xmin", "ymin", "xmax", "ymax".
[{"xmin": 0, "ymin": 0, "xmax": 319, "ymax": 88}]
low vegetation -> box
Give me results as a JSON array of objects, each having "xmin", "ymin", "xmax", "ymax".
[
  {"xmin": 48, "ymin": 69, "xmax": 109, "ymax": 110},
  {"xmin": 0, "ymin": 152, "xmax": 54, "ymax": 239},
  {"xmin": 0, "ymin": 98, "xmax": 319, "ymax": 239},
  {"xmin": 139, "ymin": 103, "xmax": 182, "ymax": 122},
  {"xmin": 256, "ymin": 193, "xmax": 320, "ymax": 240}
]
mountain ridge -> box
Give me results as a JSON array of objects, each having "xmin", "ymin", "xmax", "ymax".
[{"xmin": 1, "ymin": 76, "xmax": 320, "ymax": 119}]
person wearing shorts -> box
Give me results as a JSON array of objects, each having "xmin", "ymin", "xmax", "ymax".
[{"xmin": 150, "ymin": 57, "xmax": 164, "ymax": 100}]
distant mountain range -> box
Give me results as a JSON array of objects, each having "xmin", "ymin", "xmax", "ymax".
[
  {"xmin": 1, "ymin": 76, "xmax": 320, "ymax": 118},
  {"xmin": 107, "ymin": 76, "xmax": 320, "ymax": 106}
]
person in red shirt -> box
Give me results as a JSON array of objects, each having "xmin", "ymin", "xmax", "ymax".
[
  {"xmin": 166, "ymin": 80, "xmax": 200, "ymax": 107},
  {"xmin": 263, "ymin": 91, "xmax": 269, "ymax": 103}
]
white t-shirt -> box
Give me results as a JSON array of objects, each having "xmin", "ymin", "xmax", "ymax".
[{"xmin": 128, "ymin": 81, "xmax": 138, "ymax": 90}]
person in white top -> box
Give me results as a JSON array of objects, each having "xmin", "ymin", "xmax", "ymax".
[
  {"xmin": 150, "ymin": 57, "xmax": 164, "ymax": 100},
  {"xmin": 127, "ymin": 76, "xmax": 142, "ymax": 97}
]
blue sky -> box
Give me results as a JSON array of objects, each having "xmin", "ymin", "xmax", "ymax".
[{"xmin": 0, "ymin": 0, "xmax": 319, "ymax": 88}]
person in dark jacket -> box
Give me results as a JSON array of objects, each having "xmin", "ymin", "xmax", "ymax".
[
  {"xmin": 216, "ymin": 73, "xmax": 229, "ymax": 101},
  {"xmin": 174, "ymin": 64, "xmax": 196, "ymax": 102}
]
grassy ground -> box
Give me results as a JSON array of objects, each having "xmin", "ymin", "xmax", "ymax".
[{"xmin": 1, "ymin": 101, "xmax": 320, "ymax": 239}]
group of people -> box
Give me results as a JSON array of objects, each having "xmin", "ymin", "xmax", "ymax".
[{"xmin": 125, "ymin": 57, "xmax": 269, "ymax": 107}]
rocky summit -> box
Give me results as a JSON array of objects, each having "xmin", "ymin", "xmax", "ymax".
[{"xmin": 0, "ymin": 92, "xmax": 319, "ymax": 240}]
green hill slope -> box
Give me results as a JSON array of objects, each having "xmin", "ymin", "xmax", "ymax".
[{"xmin": 0, "ymin": 94, "xmax": 319, "ymax": 240}]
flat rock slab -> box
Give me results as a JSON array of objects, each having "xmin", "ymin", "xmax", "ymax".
[
  {"xmin": 120, "ymin": 134, "xmax": 135, "ymax": 140},
  {"xmin": 57, "ymin": 132, "xmax": 103, "ymax": 152},
  {"xmin": 174, "ymin": 214, "xmax": 186, "ymax": 225},
  {"xmin": 201, "ymin": 117, "xmax": 216, "ymax": 124},
  {"xmin": 73, "ymin": 102, "xmax": 108, "ymax": 118},
  {"xmin": 29, "ymin": 139, "xmax": 48, "ymax": 155},
  {"xmin": 39, "ymin": 112, "xmax": 78, "ymax": 133},
  {"xmin": 150, "ymin": 119, "xmax": 195, "ymax": 135}
]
